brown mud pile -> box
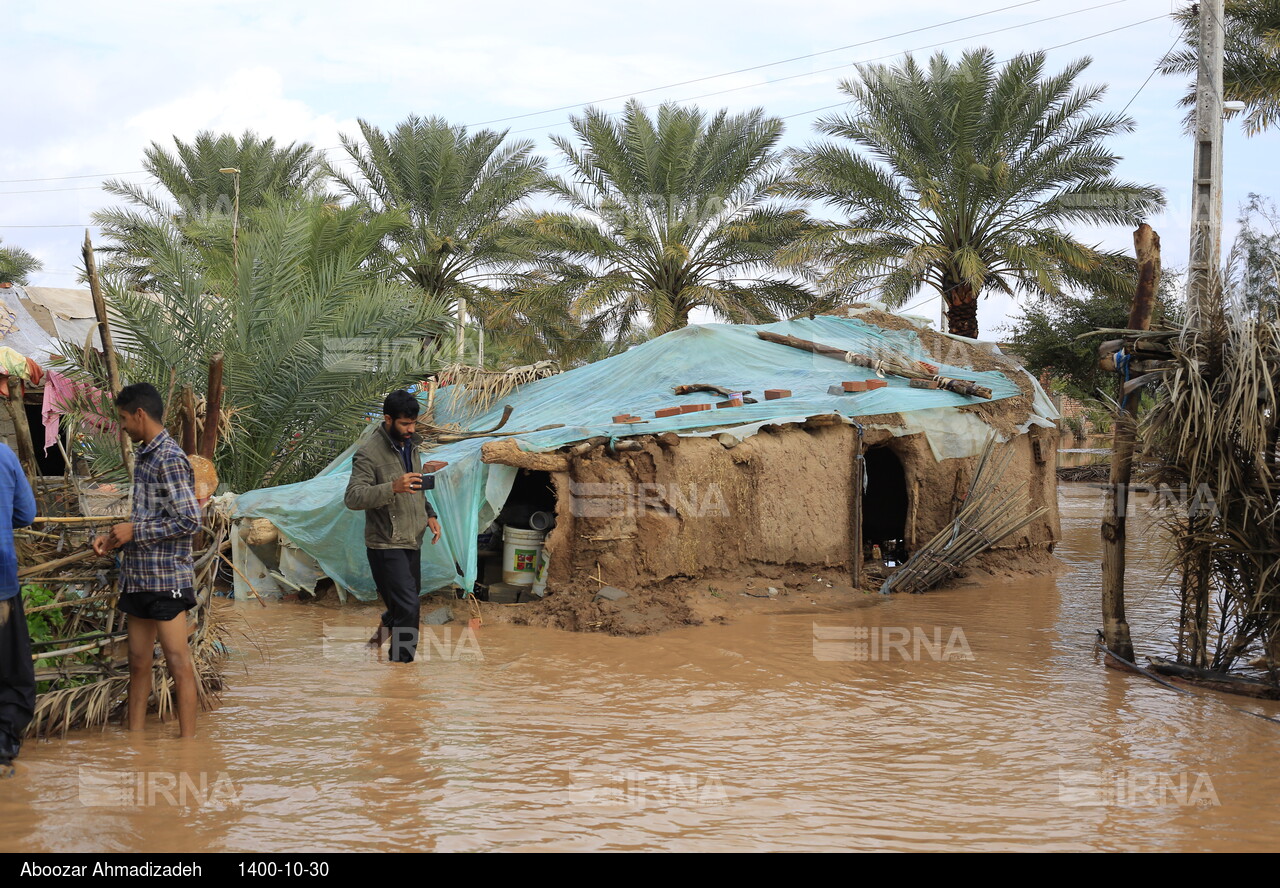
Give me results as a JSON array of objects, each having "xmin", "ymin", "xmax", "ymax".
[{"xmin": 366, "ymin": 552, "xmax": 1064, "ymax": 637}]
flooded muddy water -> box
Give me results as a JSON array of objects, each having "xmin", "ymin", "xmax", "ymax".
[{"xmin": 3, "ymin": 485, "xmax": 1278, "ymax": 852}]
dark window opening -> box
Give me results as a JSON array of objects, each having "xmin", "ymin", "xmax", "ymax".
[
  {"xmin": 479, "ymin": 470, "xmax": 558, "ymax": 592},
  {"xmin": 496, "ymin": 469, "xmax": 557, "ymax": 530}
]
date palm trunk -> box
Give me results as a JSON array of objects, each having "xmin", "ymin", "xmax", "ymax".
[{"xmin": 944, "ymin": 283, "xmax": 980, "ymax": 339}]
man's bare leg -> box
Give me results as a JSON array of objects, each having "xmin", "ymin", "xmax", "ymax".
[
  {"xmin": 126, "ymin": 618, "xmax": 158, "ymax": 732},
  {"xmin": 155, "ymin": 616, "xmax": 197, "ymax": 739}
]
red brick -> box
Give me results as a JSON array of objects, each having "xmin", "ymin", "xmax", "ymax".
[
  {"xmin": 716, "ymin": 399, "xmax": 743, "ymax": 408},
  {"xmin": 866, "ymin": 379, "xmax": 887, "ymax": 390},
  {"xmin": 680, "ymin": 403, "xmax": 711, "ymax": 413},
  {"xmin": 764, "ymin": 389, "xmax": 791, "ymax": 400},
  {"xmin": 655, "ymin": 407, "xmax": 682, "ymax": 418},
  {"xmin": 842, "ymin": 380, "xmax": 868, "ymax": 392}
]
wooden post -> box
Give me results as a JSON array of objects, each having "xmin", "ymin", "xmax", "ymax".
[
  {"xmin": 181, "ymin": 385, "xmax": 197, "ymax": 455},
  {"xmin": 849, "ymin": 425, "xmax": 864, "ymax": 589},
  {"xmin": 198, "ymin": 353, "xmax": 224, "ymax": 460},
  {"xmin": 82, "ymin": 231, "xmax": 132, "ymax": 477},
  {"xmin": 5, "ymin": 382, "xmax": 39, "ymax": 489},
  {"xmin": 1100, "ymin": 223, "xmax": 1161, "ymax": 666}
]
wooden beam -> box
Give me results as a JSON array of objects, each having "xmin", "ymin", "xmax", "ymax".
[
  {"xmin": 198, "ymin": 353, "xmax": 224, "ymax": 460},
  {"xmin": 850, "ymin": 426, "xmax": 864, "ymax": 589},
  {"xmin": 480, "ymin": 438, "xmax": 569, "ymax": 472},
  {"xmin": 5, "ymin": 381, "xmax": 38, "ymax": 489},
  {"xmin": 181, "ymin": 385, "xmax": 197, "ymax": 455},
  {"xmin": 82, "ymin": 231, "xmax": 132, "ymax": 477},
  {"xmin": 1100, "ymin": 223, "xmax": 1160, "ymax": 667}
]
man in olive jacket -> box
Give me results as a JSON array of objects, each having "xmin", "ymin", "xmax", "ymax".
[{"xmin": 344, "ymin": 390, "xmax": 446, "ymax": 663}]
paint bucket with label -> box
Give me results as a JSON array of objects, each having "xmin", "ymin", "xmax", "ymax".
[{"xmin": 502, "ymin": 526, "xmax": 545, "ymax": 585}]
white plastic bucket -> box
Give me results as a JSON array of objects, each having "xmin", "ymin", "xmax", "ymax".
[{"xmin": 502, "ymin": 526, "xmax": 545, "ymax": 585}]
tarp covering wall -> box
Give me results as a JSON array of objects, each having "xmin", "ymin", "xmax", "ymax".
[{"xmin": 231, "ymin": 315, "xmax": 1056, "ymax": 599}]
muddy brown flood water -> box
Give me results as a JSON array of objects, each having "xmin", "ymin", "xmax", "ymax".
[{"xmin": 3, "ymin": 485, "xmax": 1279, "ymax": 852}]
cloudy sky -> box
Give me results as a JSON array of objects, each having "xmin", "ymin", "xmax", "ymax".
[{"xmin": 4, "ymin": 0, "xmax": 1275, "ymax": 335}]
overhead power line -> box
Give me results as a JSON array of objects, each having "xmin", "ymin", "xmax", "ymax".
[
  {"xmin": 464, "ymin": 0, "xmax": 1056, "ymax": 127},
  {"xmin": 0, "ymin": 0, "xmax": 1130, "ymax": 181},
  {"xmin": 501, "ymin": 1, "xmax": 1152, "ymax": 137},
  {"xmin": 1, "ymin": 7, "xmax": 1172, "ymax": 226}
]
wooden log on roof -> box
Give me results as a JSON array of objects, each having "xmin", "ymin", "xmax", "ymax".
[{"xmin": 480, "ymin": 438, "xmax": 569, "ymax": 472}]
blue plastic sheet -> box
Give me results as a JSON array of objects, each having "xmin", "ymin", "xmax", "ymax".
[{"xmin": 232, "ymin": 315, "xmax": 1030, "ymax": 598}]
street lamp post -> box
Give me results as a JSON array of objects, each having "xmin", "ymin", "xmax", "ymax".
[{"xmin": 219, "ymin": 167, "xmax": 241, "ymax": 289}]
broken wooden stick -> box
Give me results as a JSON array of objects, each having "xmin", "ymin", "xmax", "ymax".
[
  {"xmin": 434, "ymin": 422, "xmax": 565, "ymax": 443},
  {"xmin": 673, "ymin": 384, "xmax": 759, "ymax": 404}
]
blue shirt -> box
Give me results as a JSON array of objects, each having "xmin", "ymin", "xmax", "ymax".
[{"xmin": 1, "ymin": 443, "xmax": 37, "ymax": 600}]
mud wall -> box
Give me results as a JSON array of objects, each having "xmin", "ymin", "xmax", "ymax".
[{"xmin": 540, "ymin": 421, "xmax": 1059, "ymax": 594}]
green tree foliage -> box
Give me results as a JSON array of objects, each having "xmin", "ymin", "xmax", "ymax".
[
  {"xmin": 781, "ymin": 50, "xmax": 1165, "ymax": 339},
  {"xmin": 94, "ymin": 130, "xmax": 326, "ymax": 287},
  {"xmin": 1006, "ymin": 279, "xmax": 1184, "ymax": 401},
  {"xmin": 331, "ymin": 115, "xmax": 547, "ymax": 359},
  {"xmin": 505, "ymin": 100, "xmax": 814, "ymax": 347},
  {"xmin": 1226, "ymin": 193, "xmax": 1280, "ymax": 310},
  {"xmin": 1159, "ymin": 0, "xmax": 1280, "ymax": 136},
  {"xmin": 60, "ymin": 198, "xmax": 449, "ymax": 492},
  {"xmin": 1005, "ymin": 292, "xmax": 1136, "ymax": 400},
  {"xmin": 0, "ymin": 238, "xmax": 42, "ymax": 285}
]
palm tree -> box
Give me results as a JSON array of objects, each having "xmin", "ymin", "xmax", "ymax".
[
  {"xmin": 506, "ymin": 100, "xmax": 813, "ymax": 344},
  {"xmin": 1159, "ymin": 0, "xmax": 1280, "ymax": 136},
  {"xmin": 94, "ymin": 130, "xmax": 325, "ymax": 287},
  {"xmin": 780, "ymin": 50, "xmax": 1166, "ymax": 339},
  {"xmin": 330, "ymin": 115, "xmax": 547, "ymax": 359},
  {"xmin": 0, "ymin": 237, "xmax": 42, "ymax": 285},
  {"xmin": 60, "ymin": 198, "xmax": 450, "ymax": 492}
]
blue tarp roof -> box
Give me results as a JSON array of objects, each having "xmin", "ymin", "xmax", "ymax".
[{"xmin": 232, "ymin": 314, "xmax": 1040, "ymax": 599}]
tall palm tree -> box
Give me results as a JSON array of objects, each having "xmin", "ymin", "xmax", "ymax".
[
  {"xmin": 506, "ymin": 100, "xmax": 814, "ymax": 343},
  {"xmin": 94, "ymin": 130, "xmax": 325, "ymax": 287},
  {"xmin": 1159, "ymin": 0, "xmax": 1280, "ymax": 136},
  {"xmin": 780, "ymin": 50, "xmax": 1166, "ymax": 339},
  {"xmin": 0, "ymin": 237, "xmax": 42, "ymax": 285},
  {"xmin": 330, "ymin": 115, "xmax": 547, "ymax": 358},
  {"xmin": 60, "ymin": 198, "xmax": 449, "ymax": 492}
]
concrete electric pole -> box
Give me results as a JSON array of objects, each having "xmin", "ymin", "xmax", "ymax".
[{"xmin": 1186, "ymin": 0, "xmax": 1225, "ymax": 322}]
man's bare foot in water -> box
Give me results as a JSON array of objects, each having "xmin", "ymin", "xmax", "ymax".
[{"xmin": 367, "ymin": 625, "xmax": 390, "ymax": 647}]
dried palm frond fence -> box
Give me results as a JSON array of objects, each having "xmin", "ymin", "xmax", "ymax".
[
  {"xmin": 19, "ymin": 507, "xmax": 232, "ymax": 737},
  {"xmin": 1133, "ymin": 294, "xmax": 1280, "ymax": 688},
  {"xmin": 881, "ymin": 435, "xmax": 1047, "ymax": 594}
]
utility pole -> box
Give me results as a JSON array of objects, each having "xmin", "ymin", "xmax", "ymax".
[
  {"xmin": 456, "ymin": 296, "xmax": 467, "ymax": 363},
  {"xmin": 1186, "ymin": 0, "xmax": 1225, "ymax": 322},
  {"xmin": 219, "ymin": 168, "xmax": 241, "ymax": 290}
]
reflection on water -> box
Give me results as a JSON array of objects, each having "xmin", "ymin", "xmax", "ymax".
[{"xmin": 3, "ymin": 485, "xmax": 1278, "ymax": 852}]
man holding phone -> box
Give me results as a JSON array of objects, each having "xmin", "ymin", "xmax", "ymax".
[{"xmin": 344, "ymin": 390, "xmax": 447, "ymax": 663}]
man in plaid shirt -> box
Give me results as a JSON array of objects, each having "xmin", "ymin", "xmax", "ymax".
[{"xmin": 92, "ymin": 383, "xmax": 202, "ymax": 738}]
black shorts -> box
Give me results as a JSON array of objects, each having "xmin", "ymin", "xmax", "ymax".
[{"xmin": 117, "ymin": 587, "xmax": 197, "ymax": 622}]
